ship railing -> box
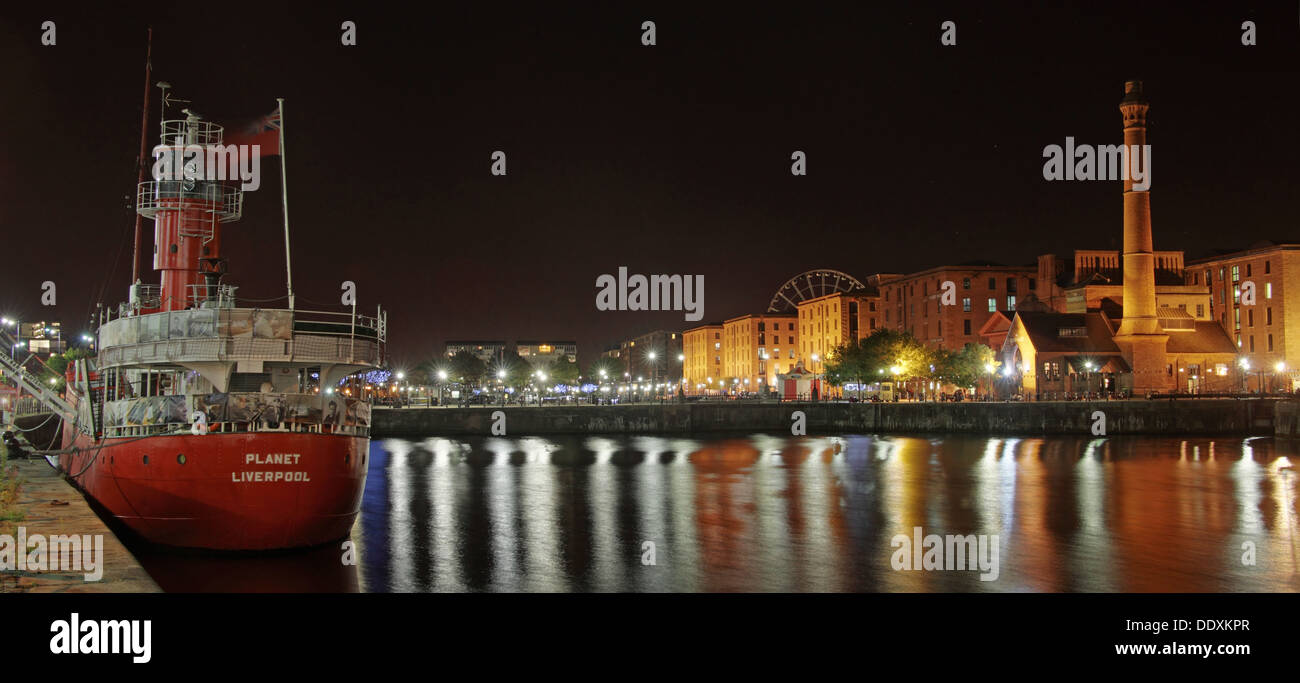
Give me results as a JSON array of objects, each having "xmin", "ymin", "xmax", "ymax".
[
  {"xmin": 100, "ymin": 391, "xmax": 371, "ymax": 439},
  {"xmin": 97, "ymin": 334, "xmax": 383, "ymax": 368},
  {"xmin": 159, "ymin": 118, "xmax": 225, "ymax": 147},
  {"xmin": 184, "ymin": 283, "xmax": 238, "ymax": 309},
  {"xmin": 96, "ymin": 307, "xmax": 386, "ymax": 367},
  {"xmin": 136, "ymin": 180, "xmax": 243, "ymax": 222}
]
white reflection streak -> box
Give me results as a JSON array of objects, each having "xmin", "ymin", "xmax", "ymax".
[
  {"xmin": 802, "ymin": 437, "xmax": 838, "ymax": 591},
  {"xmin": 1077, "ymin": 438, "xmax": 1116, "ymax": 590},
  {"xmin": 483, "ymin": 437, "xmax": 518, "ymax": 591},
  {"xmin": 633, "ymin": 437, "xmax": 668, "ymax": 591},
  {"xmin": 880, "ymin": 437, "xmax": 908, "ymax": 591},
  {"xmin": 669, "ymin": 440, "xmax": 701, "ymax": 591},
  {"xmin": 1233, "ymin": 439, "xmax": 1263, "ymax": 535},
  {"xmin": 385, "ymin": 440, "xmax": 414, "ymax": 592},
  {"xmin": 429, "ymin": 438, "xmax": 464, "ymax": 591},
  {"xmin": 585, "ymin": 436, "xmax": 619, "ymax": 591},
  {"xmin": 519, "ymin": 437, "xmax": 562, "ymax": 591}
]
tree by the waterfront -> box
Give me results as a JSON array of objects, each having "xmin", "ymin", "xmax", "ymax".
[
  {"xmin": 587, "ymin": 356, "xmax": 622, "ymax": 381},
  {"xmin": 546, "ymin": 356, "xmax": 581, "ymax": 384},
  {"xmin": 938, "ymin": 342, "xmax": 1000, "ymax": 388},
  {"xmin": 824, "ymin": 329, "xmax": 938, "ymax": 388},
  {"xmin": 447, "ymin": 350, "xmax": 486, "ymax": 385}
]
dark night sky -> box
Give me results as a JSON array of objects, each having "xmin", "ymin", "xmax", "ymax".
[{"xmin": 1, "ymin": 2, "xmax": 1297, "ymax": 369}]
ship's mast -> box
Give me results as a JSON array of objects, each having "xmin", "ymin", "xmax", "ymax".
[
  {"xmin": 278, "ymin": 97, "xmax": 295, "ymax": 311},
  {"xmin": 130, "ymin": 28, "xmax": 152, "ymax": 284}
]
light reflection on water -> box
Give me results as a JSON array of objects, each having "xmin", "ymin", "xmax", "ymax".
[
  {"xmin": 356, "ymin": 434, "xmax": 1300, "ymax": 593},
  {"xmin": 131, "ymin": 434, "xmax": 1300, "ymax": 592}
]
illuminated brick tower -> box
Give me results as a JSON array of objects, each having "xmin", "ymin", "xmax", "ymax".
[{"xmin": 1111, "ymin": 80, "xmax": 1169, "ymax": 393}]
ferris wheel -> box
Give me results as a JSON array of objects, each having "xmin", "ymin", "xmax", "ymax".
[{"xmin": 766, "ymin": 269, "xmax": 866, "ymax": 313}]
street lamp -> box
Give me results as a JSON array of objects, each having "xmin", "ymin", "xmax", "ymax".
[
  {"xmin": 2, "ymin": 317, "xmax": 19, "ymax": 359},
  {"xmin": 811, "ymin": 353, "xmax": 822, "ymax": 401}
]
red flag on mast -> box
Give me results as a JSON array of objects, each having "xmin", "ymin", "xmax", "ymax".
[{"xmin": 224, "ymin": 107, "xmax": 281, "ymax": 155}]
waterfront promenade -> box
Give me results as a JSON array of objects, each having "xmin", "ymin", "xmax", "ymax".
[{"xmin": 0, "ymin": 438, "xmax": 158, "ymax": 593}]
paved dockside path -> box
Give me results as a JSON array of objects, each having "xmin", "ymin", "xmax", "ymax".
[{"xmin": 1, "ymin": 441, "xmax": 159, "ymax": 593}]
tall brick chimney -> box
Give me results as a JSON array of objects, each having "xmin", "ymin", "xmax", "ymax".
[{"xmin": 1112, "ymin": 80, "xmax": 1169, "ymax": 393}]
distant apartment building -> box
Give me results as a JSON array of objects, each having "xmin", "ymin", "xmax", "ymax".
[
  {"xmin": 876, "ymin": 262, "xmax": 1037, "ymax": 351},
  {"xmin": 515, "ymin": 340, "xmax": 578, "ymax": 368},
  {"xmin": 1187, "ymin": 241, "xmax": 1300, "ymax": 390},
  {"xmin": 13, "ymin": 321, "xmax": 67, "ymax": 357},
  {"xmin": 444, "ymin": 340, "xmax": 507, "ymax": 364},
  {"xmin": 682, "ymin": 323, "xmax": 724, "ymax": 393},
  {"xmin": 612, "ymin": 329, "xmax": 682, "ymax": 382},
  {"xmin": 722, "ymin": 313, "xmax": 798, "ymax": 391},
  {"xmin": 796, "ymin": 287, "xmax": 882, "ymax": 374}
]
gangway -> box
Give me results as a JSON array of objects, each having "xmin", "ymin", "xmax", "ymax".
[{"xmin": 0, "ymin": 328, "xmax": 76, "ymax": 421}]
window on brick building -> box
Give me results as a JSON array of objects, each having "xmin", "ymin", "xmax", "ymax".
[
  {"xmin": 987, "ymin": 298, "xmax": 996, "ymax": 312},
  {"xmin": 963, "ymin": 278, "xmax": 971, "ymax": 289},
  {"xmin": 1246, "ymin": 263, "xmax": 1252, "ymax": 277},
  {"xmin": 1266, "ymin": 283, "xmax": 1273, "ymax": 299},
  {"xmin": 1007, "ymin": 278, "xmax": 1017, "ymax": 293},
  {"xmin": 1249, "ymin": 310, "xmax": 1254, "ymax": 327},
  {"xmin": 1265, "ymin": 260, "xmax": 1271, "ymax": 274},
  {"xmin": 1196, "ymin": 304, "xmax": 1204, "ymax": 317},
  {"xmin": 1269, "ymin": 334, "xmax": 1274, "ymax": 352},
  {"xmin": 1250, "ymin": 336, "xmax": 1255, "ymax": 352},
  {"xmin": 1232, "ymin": 265, "xmax": 1240, "ymax": 282},
  {"xmin": 1007, "ymin": 295, "xmax": 1017, "ymax": 311},
  {"xmin": 1267, "ymin": 308, "xmax": 1273, "ymax": 325},
  {"xmin": 963, "ymin": 319, "xmax": 971, "ymax": 335},
  {"xmin": 987, "ymin": 277, "xmax": 996, "ymax": 289},
  {"xmin": 962, "ymin": 297, "xmax": 971, "ymax": 312}
]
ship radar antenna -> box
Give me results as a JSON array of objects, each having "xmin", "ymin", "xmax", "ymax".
[{"xmin": 155, "ymin": 81, "xmax": 190, "ymax": 120}]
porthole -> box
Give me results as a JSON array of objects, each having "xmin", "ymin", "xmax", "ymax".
[{"xmin": 177, "ymin": 453, "xmax": 186, "ymax": 465}]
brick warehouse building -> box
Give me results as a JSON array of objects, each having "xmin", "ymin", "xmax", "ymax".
[
  {"xmin": 1187, "ymin": 241, "xmax": 1300, "ymax": 392},
  {"xmin": 876, "ymin": 262, "xmax": 1037, "ymax": 351}
]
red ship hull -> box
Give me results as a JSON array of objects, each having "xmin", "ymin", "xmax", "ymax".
[{"xmin": 58, "ymin": 424, "xmax": 368, "ymax": 551}]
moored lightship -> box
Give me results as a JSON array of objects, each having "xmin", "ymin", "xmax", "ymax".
[{"xmin": 50, "ymin": 99, "xmax": 386, "ymax": 551}]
